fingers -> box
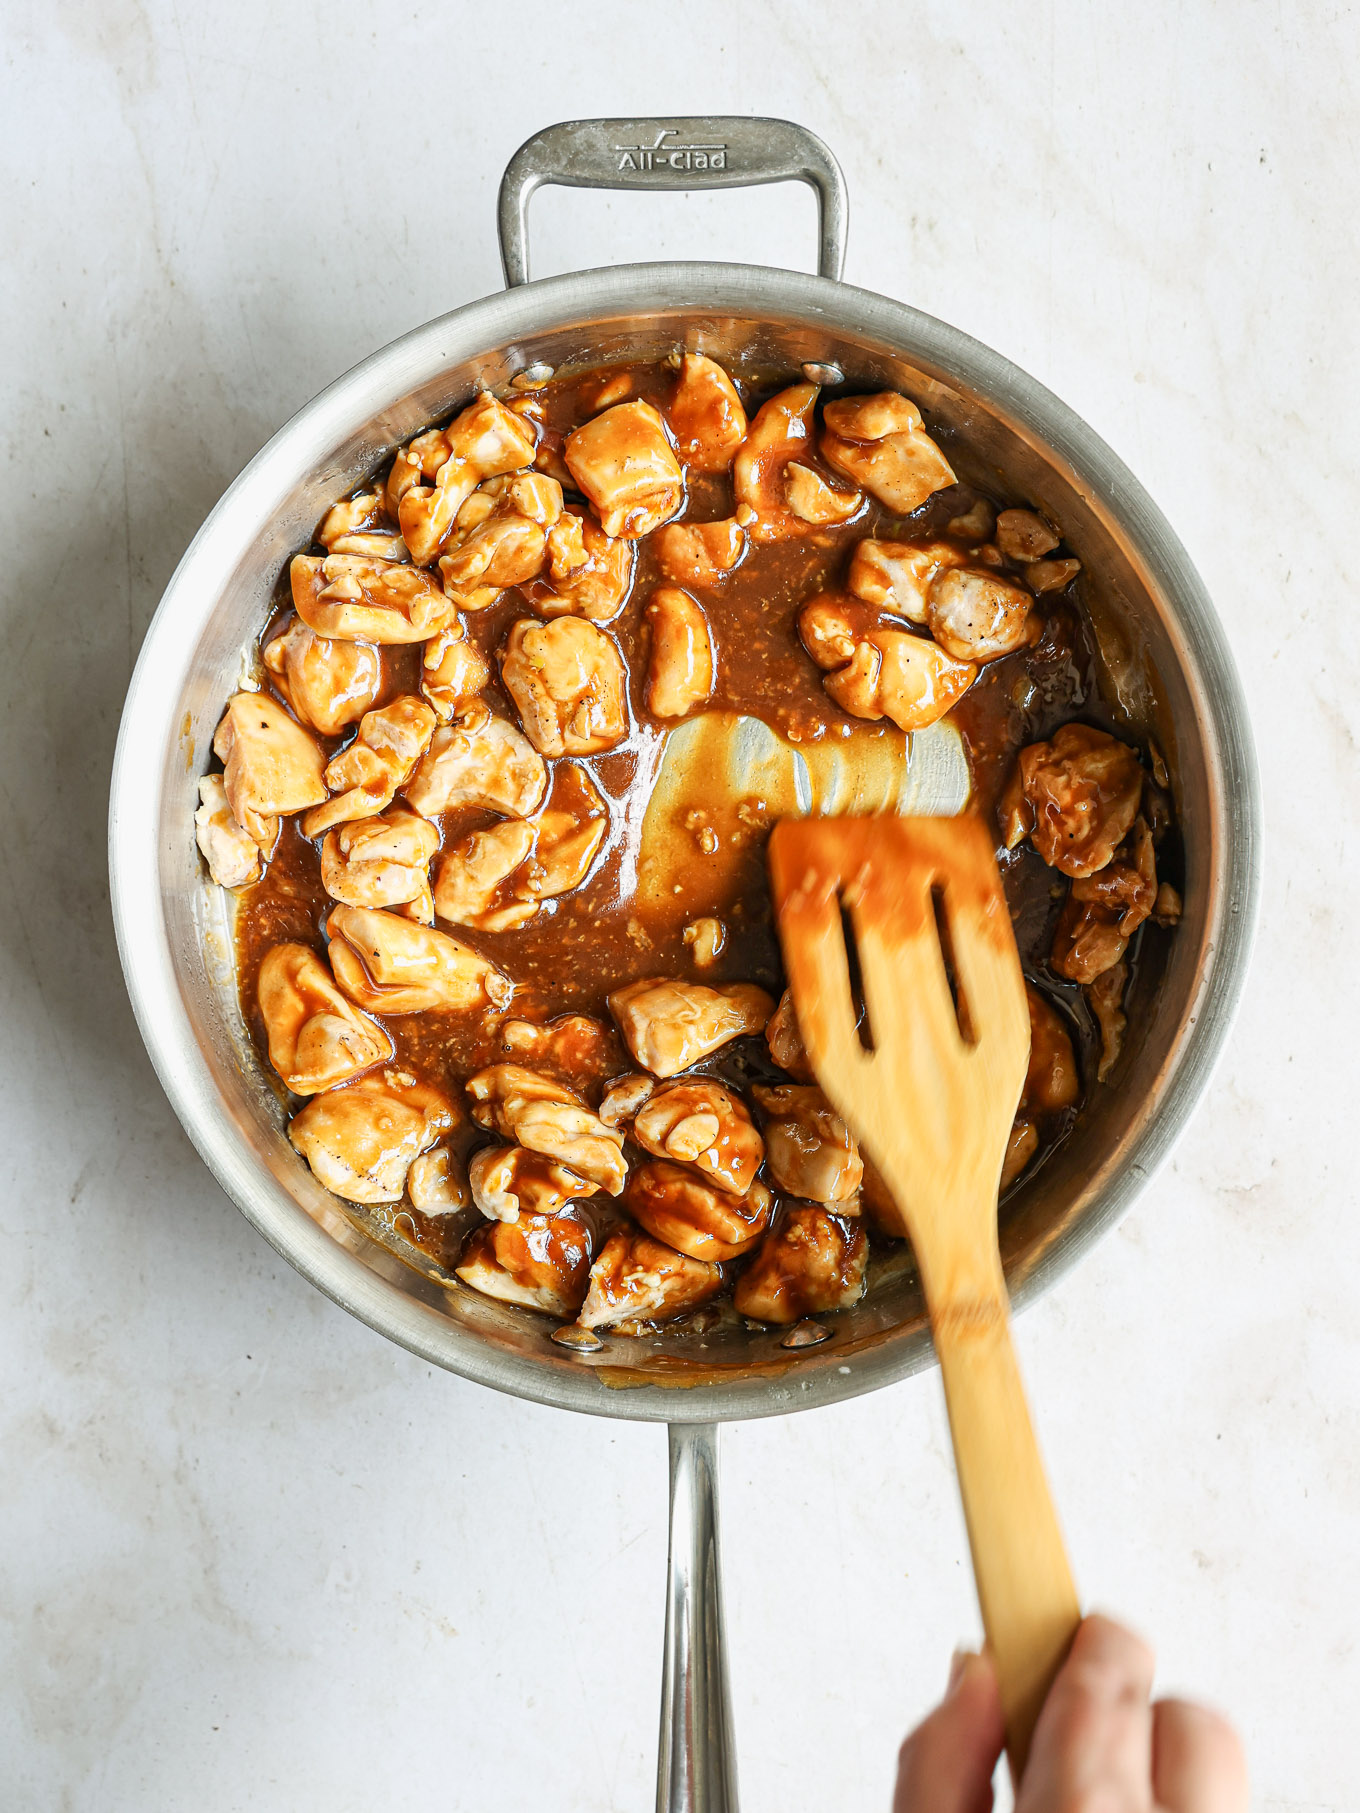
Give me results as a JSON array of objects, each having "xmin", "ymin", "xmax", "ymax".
[
  {"xmin": 1018, "ymin": 1613, "xmax": 1156, "ymax": 1809},
  {"xmin": 1152, "ymin": 1699, "xmax": 1249, "ymax": 1813},
  {"xmin": 893, "ymin": 1649, "xmax": 1005, "ymax": 1813}
]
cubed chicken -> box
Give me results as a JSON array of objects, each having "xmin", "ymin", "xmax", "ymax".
[
  {"xmin": 1001, "ymin": 1119, "xmax": 1040, "ymax": 1190},
  {"xmin": 598, "ymin": 1072, "xmax": 656, "ymax": 1129},
  {"xmin": 994, "ymin": 509, "xmax": 1060, "ymax": 564},
  {"xmin": 523, "ymin": 509, "xmax": 636, "ymax": 622},
  {"xmin": 434, "ymin": 818, "xmax": 538, "ymax": 932},
  {"xmin": 301, "ymin": 695, "xmax": 437, "ymax": 838},
  {"xmin": 564, "ymin": 400, "xmax": 685, "ymax": 539},
  {"xmin": 732, "ymin": 1205, "xmax": 868, "ymax": 1325},
  {"xmin": 195, "ymin": 773, "xmax": 272, "ymax": 888},
  {"xmin": 466, "ymin": 1065, "xmax": 627, "ymax": 1195},
  {"xmin": 783, "ymin": 463, "xmax": 862, "ymax": 525},
  {"xmin": 468, "ymin": 1144, "xmax": 595, "ymax": 1222},
  {"xmin": 393, "ymin": 393, "xmax": 539, "ymax": 565},
  {"xmin": 320, "ymin": 808, "xmax": 439, "ymax": 917},
  {"xmin": 820, "ymin": 392, "xmax": 956, "ymax": 514},
  {"xmin": 765, "ymin": 987, "xmax": 815, "ymax": 1082},
  {"xmin": 1016, "ymin": 724, "xmax": 1146, "ymax": 878},
  {"xmin": 500, "ymin": 617, "xmax": 628, "ymax": 757},
  {"xmin": 1050, "ymin": 817, "xmax": 1158, "ymax": 984},
  {"xmin": 403, "ymin": 704, "xmax": 547, "ymax": 818},
  {"xmin": 317, "ymin": 489, "xmax": 407, "ymax": 561},
  {"xmin": 257, "ymin": 942, "xmax": 393, "ymax": 1095},
  {"xmin": 732, "ymin": 383, "xmax": 818, "ymax": 541},
  {"xmin": 751, "ymin": 1084, "xmax": 863, "ymax": 1205},
  {"xmin": 577, "ymin": 1228, "xmax": 725, "ymax": 1331},
  {"xmin": 325, "ymin": 904, "xmax": 512, "ymax": 1015},
  {"xmin": 798, "ymin": 598, "xmax": 977, "ymax": 732},
  {"xmin": 212, "ymin": 692, "xmax": 328, "ymax": 845},
  {"xmin": 926, "ymin": 566, "xmax": 1037, "ymax": 664},
  {"xmin": 263, "ymin": 618, "xmax": 384, "ymax": 735},
  {"xmin": 632, "ymin": 1079, "xmax": 764, "ymax": 1197},
  {"xmin": 1086, "ymin": 960, "xmax": 1129, "ymax": 1082},
  {"xmin": 608, "ymin": 978, "xmax": 775, "ymax": 1077},
  {"xmin": 626, "ymin": 1162, "xmax": 772, "ymax": 1262},
  {"xmin": 290, "ymin": 554, "xmax": 456, "ymax": 643},
  {"xmin": 407, "ymin": 1145, "xmax": 471, "ymax": 1215},
  {"xmin": 494, "ymin": 1015, "xmax": 625, "ymax": 1089},
  {"xmin": 1022, "ymin": 985, "xmax": 1081, "ymax": 1115},
  {"xmin": 654, "ymin": 517, "xmax": 749, "ymax": 589},
  {"xmin": 847, "ymin": 539, "xmax": 967, "ymax": 624},
  {"xmin": 437, "ymin": 472, "xmax": 563, "ymax": 603},
  {"xmin": 456, "ymin": 1210, "xmax": 596, "ymax": 1318},
  {"xmin": 645, "ymin": 587, "xmax": 715, "ymax": 719},
  {"xmin": 289, "ymin": 1071, "xmax": 457, "ymax": 1203},
  {"xmin": 420, "ymin": 623, "xmax": 491, "ymax": 722},
  {"xmin": 665, "ymin": 353, "xmax": 747, "ymax": 473}
]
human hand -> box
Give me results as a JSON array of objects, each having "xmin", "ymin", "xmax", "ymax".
[{"xmin": 893, "ymin": 1614, "xmax": 1247, "ymax": 1812}]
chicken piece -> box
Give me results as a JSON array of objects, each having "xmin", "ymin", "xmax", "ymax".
[
  {"xmin": 500, "ymin": 617, "xmax": 628, "ymax": 757},
  {"xmin": 645, "ymin": 587, "xmax": 715, "ymax": 719},
  {"xmin": 403, "ymin": 704, "xmax": 548, "ymax": 818},
  {"xmin": 682, "ymin": 917, "xmax": 726, "ymax": 968},
  {"xmin": 765, "ymin": 988, "xmax": 815, "ymax": 1082},
  {"xmin": 1022, "ymin": 985, "xmax": 1081, "ymax": 1115},
  {"xmin": 783, "ymin": 462, "xmax": 863, "ymax": 525},
  {"xmin": 263, "ymin": 618, "xmax": 384, "ymax": 736},
  {"xmin": 598, "ymin": 1072, "xmax": 656, "ymax": 1129},
  {"xmin": 666, "ymin": 353, "xmax": 747, "ymax": 473},
  {"xmin": 1050, "ymin": 818, "xmax": 1158, "ymax": 984},
  {"xmin": 420, "ymin": 623, "xmax": 491, "ymax": 722},
  {"xmin": 290, "ymin": 554, "xmax": 456, "ymax": 644},
  {"xmin": 1017, "ymin": 724, "xmax": 1146, "ymax": 879},
  {"xmin": 521, "ymin": 763, "xmax": 610, "ymax": 904},
  {"xmin": 289, "ymin": 1071, "xmax": 457, "ymax": 1204},
  {"xmin": 1026, "ymin": 558, "xmax": 1082, "ymax": 595},
  {"xmin": 609, "ymin": 978, "xmax": 775, "ymax": 1078},
  {"xmin": 995, "ymin": 509, "xmax": 1060, "ymax": 564},
  {"xmin": 1153, "ymin": 881, "xmax": 1183, "ymax": 925},
  {"xmin": 301, "ymin": 696, "xmax": 437, "ymax": 838},
  {"xmin": 496, "ymin": 1015, "xmax": 625, "ymax": 1089},
  {"xmin": 466, "ymin": 1065, "xmax": 627, "ymax": 1195},
  {"xmin": 212, "ymin": 692, "xmax": 327, "ymax": 845},
  {"xmin": 820, "ymin": 392, "xmax": 956, "ymax": 515},
  {"xmin": 195, "ymin": 773, "xmax": 272, "ymax": 888},
  {"xmin": 468, "ymin": 1145, "xmax": 595, "ymax": 1223},
  {"xmin": 393, "ymin": 393, "xmax": 539, "ymax": 565},
  {"xmin": 257, "ymin": 942, "xmax": 393, "ymax": 1095},
  {"xmin": 456, "ymin": 1210, "xmax": 596, "ymax": 1317},
  {"xmin": 798, "ymin": 593, "xmax": 871, "ymax": 671},
  {"xmin": 407, "ymin": 1146, "xmax": 471, "ymax": 1215},
  {"xmin": 433, "ymin": 818, "xmax": 538, "ymax": 932},
  {"xmin": 326, "ymin": 904, "xmax": 512, "ymax": 1015},
  {"xmin": 321, "ymin": 808, "xmax": 439, "ymax": 917},
  {"xmin": 437, "ymin": 472, "xmax": 563, "ymax": 603},
  {"xmin": 800, "ymin": 602, "xmax": 977, "ymax": 733},
  {"xmin": 732, "ymin": 383, "xmax": 818, "ymax": 541},
  {"xmin": 627, "ymin": 1162, "xmax": 772, "ymax": 1262},
  {"xmin": 564, "ymin": 400, "xmax": 685, "ymax": 539},
  {"xmin": 752, "ymin": 1084, "xmax": 863, "ymax": 1205},
  {"xmin": 732, "ymin": 1205, "xmax": 868, "ymax": 1325},
  {"xmin": 578, "ymin": 1228, "xmax": 725, "ymax": 1331},
  {"xmin": 633, "ymin": 1079, "xmax": 764, "ymax": 1197},
  {"xmin": 926, "ymin": 566, "xmax": 1037, "ymax": 664},
  {"xmin": 946, "ymin": 499, "xmax": 997, "ymax": 543},
  {"xmin": 523, "ymin": 509, "xmax": 636, "ymax": 623},
  {"xmin": 654, "ymin": 516, "xmax": 749, "ymax": 589},
  {"xmin": 847, "ymin": 540, "xmax": 967, "ymax": 625},
  {"xmin": 317, "ymin": 490, "xmax": 407, "ymax": 561},
  {"xmin": 1001, "ymin": 1120, "xmax": 1040, "ymax": 1190},
  {"xmin": 858, "ymin": 1157, "xmax": 904, "ymax": 1237},
  {"xmin": 1087, "ymin": 960, "xmax": 1129, "ymax": 1082}
]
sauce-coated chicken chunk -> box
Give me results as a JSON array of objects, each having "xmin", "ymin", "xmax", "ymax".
[
  {"xmin": 1051, "ymin": 817, "xmax": 1157, "ymax": 983},
  {"xmin": 420, "ymin": 623, "xmax": 491, "ymax": 721},
  {"xmin": 820, "ymin": 392, "xmax": 955, "ymax": 514},
  {"xmin": 302, "ymin": 695, "xmax": 437, "ymax": 837},
  {"xmin": 257, "ymin": 942, "xmax": 393, "ymax": 1094},
  {"xmin": 393, "ymin": 392, "xmax": 539, "ymax": 565},
  {"xmin": 732, "ymin": 383, "xmax": 817, "ymax": 541},
  {"xmin": 456, "ymin": 1210, "xmax": 596, "ymax": 1318},
  {"xmin": 407, "ymin": 1145, "xmax": 471, "ymax": 1215},
  {"xmin": 403, "ymin": 704, "xmax": 547, "ymax": 818},
  {"xmin": 645, "ymin": 587, "xmax": 715, "ymax": 719},
  {"xmin": 466, "ymin": 1065, "xmax": 626, "ymax": 1195},
  {"xmin": 752, "ymin": 1084, "xmax": 863, "ymax": 1205},
  {"xmin": 926, "ymin": 566, "xmax": 1037, "ymax": 664},
  {"xmin": 500, "ymin": 617, "xmax": 628, "ymax": 756},
  {"xmin": 321, "ymin": 808, "xmax": 439, "ymax": 919},
  {"xmin": 523, "ymin": 509, "xmax": 636, "ymax": 622},
  {"xmin": 626, "ymin": 1162, "xmax": 772, "ymax": 1262},
  {"xmin": 564, "ymin": 399, "xmax": 685, "ymax": 539},
  {"xmin": 654, "ymin": 516, "xmax": 749, "ymax": 588},
  {"xmin": 195, "ymin": 773, "xmax": 271, "ymax": 889},
  {"xmin": 578, "ymin": 1228, "xmax": 725, "ymax": 1331},
  {"xmin": 438, "ymin": 471, "xmax": 563, "ymax": 604},
  {"xmin": 799, "ymin": 597, "xmax": 977, "ymax": 732},
  {"xmin": 734, "ymin": 1205, "xmax": 867, "ymax": 1324},
  {"xmin": 633, "ymin": 1079, "xmax": 764, "ymax": 1197},
  {"xmin": 666, "ymin": 353, "xmax": 747, "ymax": 473},
  {"xmin": 765, "ymin": 987, "xmax": 815, "ymax": 1082},
  {"xmin": 608, "ymin": 978, "xmax": 775, "ymax": 1078},
  {"xmin": 213, "ymin": 692, "xmax": 327, "ymax": 846},
  {"xmin": 1023, "ymin": 985, "xmax": 1081, "ymax": 1116},
  {"xmin": 326, "ymin": 905, "xmax": 512, "ymax": 1015},
  {"xmin": 468, "ymin": 1144, "xmax": 595, "ymax": 1222},
  {"xmin": 263, "ymin": 618, "xmax": 383, "ymax": 735},
  {"xmin": 290, "ymin": 554, "xmax": 456, "ymax": 644},
  {"xmin": 289, "ymin": 1070, "xmax": 457, "ymax": 1203},
  {"xmin": 847, "ymin": 539, "xmax": 965, "ymax": 622},
  {"xmin": 317, "ymin": 489, "xmax": 407, "ymax": 561},
  {"xmin": 1014, "ymin": 724, "xmax": 1145, "ymax": 879},
  {"xmin": 495, "ymin": 1014, "xmax": 624, "ymax": 1090}
]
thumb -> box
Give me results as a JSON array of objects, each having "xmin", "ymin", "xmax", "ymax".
[{"xmin": 894, "ymin": 1650, "xmax": 1005, "ymax": 1813}]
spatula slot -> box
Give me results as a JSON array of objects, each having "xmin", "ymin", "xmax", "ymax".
[
  {"xmin": 930, "ymin": 881, "xmax": 977, "ymax": 1047},
  {"xmin": 838, "ymin": 900, "xmax": 876, "ymax": 1053}
]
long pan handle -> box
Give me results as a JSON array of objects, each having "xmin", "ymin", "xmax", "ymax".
[
  {"xmin": 656, "ymin": 1422, "xmax": 740, "ymax": 1813},
  {"xmin": 934, "ymin": 1300, "xmax": 1082, "ymax": 1780}
]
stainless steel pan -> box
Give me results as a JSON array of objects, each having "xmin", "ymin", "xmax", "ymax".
[{"xmin": 108, "ymin": 119, "xmax": 1260, "ymax": 1811}]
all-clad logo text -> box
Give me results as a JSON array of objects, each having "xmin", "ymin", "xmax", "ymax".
[{"xmin": 614, "ymin": 129, "xmax": 728, "ymax": 172}]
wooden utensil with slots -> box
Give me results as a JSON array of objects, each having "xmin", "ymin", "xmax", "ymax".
[{"xmin": 768, "ymin": 813, "xmax": 1081, "ymax": 1778}]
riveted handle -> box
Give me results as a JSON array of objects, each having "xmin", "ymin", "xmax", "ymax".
[{"xmin": 498, "ymin": 116, "xmax": 847, "ymax": 286}]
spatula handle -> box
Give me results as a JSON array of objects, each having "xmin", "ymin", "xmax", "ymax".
[{"xmin": 934, "ymin": 1299, "xmax": 1081, "ymax": 1780}]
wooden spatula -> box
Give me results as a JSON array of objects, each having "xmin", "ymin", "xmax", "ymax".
[{"xmin": 768, "ymin": 812, "xmax": 1081, "ymax": 1777}]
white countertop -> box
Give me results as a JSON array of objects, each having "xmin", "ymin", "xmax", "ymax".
[{"xmin": 3, "ymin": 5, "xmax": 1356, "ymax": 1807}]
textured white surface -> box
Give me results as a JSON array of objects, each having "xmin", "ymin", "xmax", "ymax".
[{"xmin": 2, "ymin": 3, "xmax": 1356, "ymax": 1807}]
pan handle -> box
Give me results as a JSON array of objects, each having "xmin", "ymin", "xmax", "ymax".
[
  {"xmin": 656, "ymin": 1421, "xmax": 739, "ymax": 1813},
  {"xmin": 498, "ymin": 117, "xmax": 847, "ymax": 287}
]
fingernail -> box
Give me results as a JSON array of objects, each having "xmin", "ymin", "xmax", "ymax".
[{"xmin": 947, "ymin": 1648, "xmax": 974, "ymax": 1694}]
